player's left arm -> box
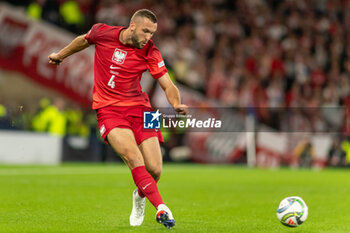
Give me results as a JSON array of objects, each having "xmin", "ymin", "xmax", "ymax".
[{"xmin": 157, "ymin": 73, "xmax": 188, "ymax": 115}]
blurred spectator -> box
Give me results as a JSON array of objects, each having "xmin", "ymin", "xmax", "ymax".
[
  {"xmin": 327, "ymin": 137, "xmax": 346, "ymax": 167},
  {"xmin": 59, "ymin": 0, "xmax": 84, "ymax": 33},
  {"xmin": 27, "ymin": 0, "xmax": 60, "ymax": 25},
  {"xmin": 65, "ymin": 105, "xmax": 89, "ymax": 138},
  {"xmin": 27, "ymin": 0, "xmax": 43, "ymax": 20},
  {"xmin": 341, "ymin": 139, "xmax": 350, "ymax": 166},
  {"xmin": 294, "ymin": 137, "xmax": 315, "ymax": 167},
  {"xmin": 32, "ymin": 97, "xmax": 67, "ymax": 137},
  {"xmin": 0, "ymin": 103, "xmax": 7, "ymax": 118},
  {"xmin": 0, "ymin": 102, "xmax": 12, "ymax": 129}
]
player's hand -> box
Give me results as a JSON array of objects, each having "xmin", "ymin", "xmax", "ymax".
[
  {"xmin": 48, "ymin": 53, "xmax": 63, "ymax": 65},
  {"xmin": 174, "ymin": 104, "xmax": 188, "ymax": 115}
]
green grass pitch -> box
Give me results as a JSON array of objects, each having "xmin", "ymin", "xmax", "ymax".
[{"xmin": 0, "ymin": 163, "xmax": 349, "ymax": 233}]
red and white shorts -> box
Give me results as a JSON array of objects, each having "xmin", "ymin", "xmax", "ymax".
[{"xmin": 96, "ymin": 105, "xmax": 164, "ymax": 145}]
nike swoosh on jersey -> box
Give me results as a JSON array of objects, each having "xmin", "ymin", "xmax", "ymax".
[{"xmin": 110, "ymin": 65, "xmax": 121, "ymax": 69}]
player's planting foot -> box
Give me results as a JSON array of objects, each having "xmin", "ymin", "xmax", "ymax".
[
  {"xmin": 129, "ymin": 189, "xmax": 145, "ymax": 226},
  {"xmin": 156, "ymin": 204, "xmax": 176, "ymax": 229}
]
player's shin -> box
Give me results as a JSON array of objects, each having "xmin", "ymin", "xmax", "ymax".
[
  {"xmin": 131, "ymin": 166, "xmax": 164, "ymax": 208},
  {"xmin": 137, "ymin": 176, "xmax": 159, "ymax": 198}
]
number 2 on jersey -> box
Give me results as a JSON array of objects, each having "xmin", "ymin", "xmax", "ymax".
[{"xmin": 108, "ymin": 75, "xmax": 116, "ymax": 89}]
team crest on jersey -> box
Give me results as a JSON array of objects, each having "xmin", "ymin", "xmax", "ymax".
[{"xmin": 112, "ymin": 48, "xmax": 127, "ymax": 64}]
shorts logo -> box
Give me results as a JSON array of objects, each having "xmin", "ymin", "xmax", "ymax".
[
  {"xmin": 143, "ymin": 110, "xmax": 161, "ymax": 129},
  {"xmin": 112, "ymin": 48, "xmax": 127, "ymax": 64},
  {"xmin": 99, "ymin": 125, "xmax": 106, "ymax": 136},
  {"xmin": 158, "ymin": 60, "xmax": 165, "ymax": 68}
]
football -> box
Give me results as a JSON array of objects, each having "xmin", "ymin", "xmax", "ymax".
[{"xmin": 276, "ymin": 196, "xmax": 308, "ymax": 227}]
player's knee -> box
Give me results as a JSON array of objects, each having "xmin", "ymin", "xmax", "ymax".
[
  {"xmin": 149, "ymin": 167, "xmax": 162, "ymax": 181},
  {"xmin": 121, "ymin": 149, "xmax": 144, "ymax": 169}
]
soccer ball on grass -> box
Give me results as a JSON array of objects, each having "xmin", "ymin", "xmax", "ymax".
[{"xmin": 276, "ymin": 196, "xmax": 308, "ymax": 227}]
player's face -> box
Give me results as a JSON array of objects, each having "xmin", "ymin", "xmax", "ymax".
[{"xmin": 131, "ymin": 17, "xmax": 157, "ymax": 49}]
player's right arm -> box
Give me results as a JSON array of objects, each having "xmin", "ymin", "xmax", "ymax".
[{"xmin": 48, "ymin": 34, "xmax": 90, "ymax": 65}]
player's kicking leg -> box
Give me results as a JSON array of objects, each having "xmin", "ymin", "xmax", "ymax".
[
  {"xmin": 138, "ymin": 136, "xmax": 175, "ymax": 228},
  {"xmin": 107, "ymin": 128, "xmax": 175, "ymax": 228}
]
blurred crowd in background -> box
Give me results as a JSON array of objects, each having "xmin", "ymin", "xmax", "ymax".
[
  {"xmin": 2, "ymin": 0, "xmax": 350, "ymax": 166},
  {"xmin": 0, "ymin": 97, "xmax": 94, "ymax": 138},
  {"xmin": 6, "ymin": 0, "xmax": 350, "ymax": 131}
]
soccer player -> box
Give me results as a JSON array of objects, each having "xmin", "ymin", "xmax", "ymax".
[{"xmin": 48, "ymin": 9, "xmax": 188, "ymax": 229}]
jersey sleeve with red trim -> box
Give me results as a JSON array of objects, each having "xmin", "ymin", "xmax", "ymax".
[
  {"xmin": 146, "ymin": 43, "xmax": 168, "ymax": 79},
  {"xmin": 85, "ymin": 23, "xmax": 107, "ymax": 44}
]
